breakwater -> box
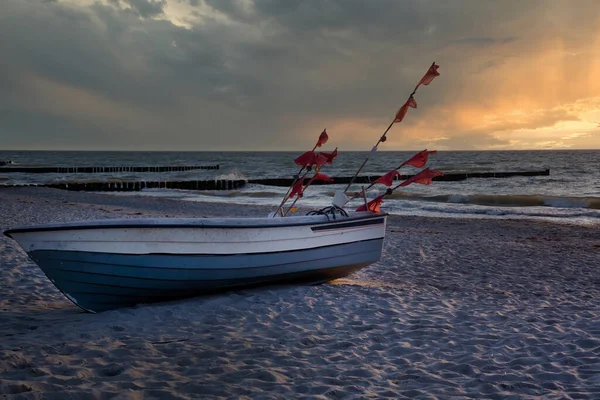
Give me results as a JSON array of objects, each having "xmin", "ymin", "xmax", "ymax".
[
  {"xmin": 248, "ymin": 169, "xmax": 550, "ymax": 187},
  {"xmin": 0, "ymin": 165, "xmax": 219, "ymax": 173},
  {"xmin": 1, "ymin": 170, "xmax": 549, "ymax": 191},
  {"xmin": 43, "ymin": 179, "xmax": 246, "ymax": 191}
]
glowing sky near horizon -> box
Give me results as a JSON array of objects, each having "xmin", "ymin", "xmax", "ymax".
[{"xmin": 1, "ymin": 0, "xmax": 599, "ymax": 151}]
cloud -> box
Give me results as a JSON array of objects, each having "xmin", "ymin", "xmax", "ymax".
[
  {"xmin": 450, "ymin": 36, "xmax": 517, "ymax": 47},
  {"xmin": 561, "ymin": 132, "xmax": 591, "ymax": 140},
  {"xmin": 483, "ymin": 108, "xmax": 580, "ymax": 132},
  {"xmin": 115, "ymin": 0, "xmax": 166, "ymax": 18},
  {"xmin": 1, "ymin": 0, "xmax": 600, "ymax": 150},
  {"xmin": 430, "ymin": 133, "xmax": 511, "ymax": 151}
]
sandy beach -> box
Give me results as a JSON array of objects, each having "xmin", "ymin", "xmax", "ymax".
[{"xmin": 1, "ymin": 186, "xmax": 599, "ymax": 399}]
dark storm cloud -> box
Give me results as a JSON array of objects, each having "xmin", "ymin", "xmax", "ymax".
[
  {"xmin": 123, "ymin": 0, "xmax": 166, "ymax": 18},
  {"xmin": 0, "ymin": 0, "xmax": 599, "ymax": 150},
  {"xmin": 450, "ymin": 37, "xmax": 517, "ymax": 47}
]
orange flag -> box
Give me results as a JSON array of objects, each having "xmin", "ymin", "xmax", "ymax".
[
  {"xmin": 399, "ymin": 168, "xmax": 444, "ymax": 187},
  {"xmin": 418, "ymin": 63, "xmax": 440, "ymax": 87},
  {"xmin": 316, "ymin": 129, "xmax": 328, "ymax": 148},
  {"xmin": 373, "ymin": 170, "xmax": 402, "ymax": 186},
  {"xmin": 400, "ymin": 150, "xmax": 437, "ymax": 168},
  {"xmin": 355, "ymin": 195, "xmax": 385, "ymax": 213},
  {"xmin": 394, "ymin": 97, "xmax": 417, "ymax": 123}
]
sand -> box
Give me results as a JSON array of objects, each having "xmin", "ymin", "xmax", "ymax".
[{"xmin": 1, "ymin": 187, "xmax": 600, "ymax": 399}]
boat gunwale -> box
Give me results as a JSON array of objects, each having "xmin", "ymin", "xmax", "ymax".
[{"xmin": 4, "ymin": 213, "xmax": 387, "ymax": 238}]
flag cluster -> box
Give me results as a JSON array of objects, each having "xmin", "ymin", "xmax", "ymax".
[
  {"xmin": 287, "ymin": 130, "xmax": 338, "ymax": 201},
  {"xmin": 357, "ymin": 150, "xmax": 444, "ymax": 212},
  {"xmin": 280, "ymin": 62, "xmax": 442, "ymax": 216},
  {"xmin": 355, "ymin": 62, "xmax": 442, "ymax": 213}
]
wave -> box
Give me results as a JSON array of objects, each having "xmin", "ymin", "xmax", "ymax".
[
  {"xmin": 385, "ymin": 192, "xmax": 600, "ymax": 210},
  {"xmin": 215, "ymin": 170, "xmax": 248, "ymax": 181},
  {"xmin": 181, "ymin": 189, "xmax": 280, "ymax": 198},
  {"xmin": 387, "ymin": 201, "xmax": 600, "ymax": 225}
]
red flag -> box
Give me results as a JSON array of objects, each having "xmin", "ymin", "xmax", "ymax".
[
  {"xmin": 314, "ymin": 152, "xmax": 328, "ymax": 167},
  {"xmin": 355, "ymin": 195, "xmax": 384, "ymax": 213},
  {"xmin": 394, "ymin": 97, "xmax": 417, "ymax": 123},
  {"xmin": 400, "ymin": 150, "xmax": 437, "ymax": 168},
  {"xmin": 294, "ymin": 151, "xmax": 315, "ymax": 167},
  {"xmin": 294, "ymin": 151, "xmax": 328, "ymax": 167},
  {"xmin": 316, "ymin": 129, "xmax": 328, "ymax": 148},
  {"xmin": 313, "ymin": 173, "xmax": 334, "ymax": 183},
  {"xmin": 418, "ymin": 63, "xmax": 440, "ymax": 87},
  {"xmin": 373, "ymin": 170, "xmax": 402, "ymax": 186},
  {"xmin": 321, "ymin": 147, "xmax": 338, "ymax": 164},
  {"xmin": 289, "ymin": 177, "xmax": 305, "ymax": 198},
  {"xmin": 399, "ymin": 168, "xmax": 444, "ymax": 187}
]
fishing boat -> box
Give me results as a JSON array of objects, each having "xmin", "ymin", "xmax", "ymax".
[
  {"xmin": 4, "ymin": 62, "xmax": 441, "ymax": 313},
  {"xmin": 4, "ymin": 211, "xmax": 386, "ymax": 313}
]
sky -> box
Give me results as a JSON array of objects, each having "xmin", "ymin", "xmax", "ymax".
[{"xmin": 1, "ymin": 0, "xmax": 600, "ymax": 151}]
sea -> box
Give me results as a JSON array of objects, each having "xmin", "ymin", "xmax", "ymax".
[{"xmin": 1, "ymin": 150, "xmax": 599, "ymax": 226}]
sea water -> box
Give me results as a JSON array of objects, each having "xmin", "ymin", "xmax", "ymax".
[{"xmin": 0, "ymin": 150, "xmax": 598, "ymax": 225}]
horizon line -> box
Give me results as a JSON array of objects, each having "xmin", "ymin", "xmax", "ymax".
[{"xmin": 2, "ymin": 148, "xmax": 600, "ymax": 152}]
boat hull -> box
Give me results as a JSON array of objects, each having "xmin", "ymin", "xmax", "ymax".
[{"xmin": 5, "ymin": 213, "xmax": 386, "ymax": 312}]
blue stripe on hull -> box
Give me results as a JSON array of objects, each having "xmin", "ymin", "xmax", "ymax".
[{"xmin": 28, "ymin": 239, "xmax": 383, "ymax": 312}]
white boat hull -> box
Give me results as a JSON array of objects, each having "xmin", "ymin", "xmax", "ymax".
[{"xmin": 5, "ymin": 212, "xmax": 387, "ymax": 312}]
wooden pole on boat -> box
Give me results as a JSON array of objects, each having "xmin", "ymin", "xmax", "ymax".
[
  {"xmin": 343, "ymin": 61, "xmax": 436, "ymax": 194},
  {"xmin": 282, "ymin": 190, "xmax": 302, "ymax": 216},
  {"xmin": 342, "ymin": 170, "xmax": 398, "ymax": 206},
  {"xmin": 372, "ymin": 168, "xmax": 443, "ymax": 206},
  {"xmin": 273, "ymin": 167, "xmax": 311, "ymax": 216},
  {"xmin": 343, "ymin": 120, "xmax": 394, "ymax": 193},
  {"xmin": 282, "ymin": 164, "xmax": 326, "ymax": 216},
  {"xmin": 361, "ymin": 186, "xmax": 369, "ymax": 209}
]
